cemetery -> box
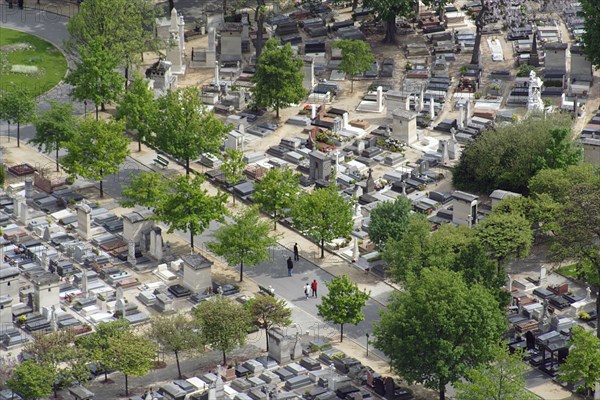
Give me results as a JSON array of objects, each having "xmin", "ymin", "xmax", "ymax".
[{"xmin": 1, "ymin": 0, "xmax": 600, "ymax": 398}]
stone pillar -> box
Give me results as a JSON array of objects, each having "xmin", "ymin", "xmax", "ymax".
[
  {"xmin": 440, "ymin": 140, "xmax": 449, "ymax": 163},
  {"xmin": 215, "ymin": 61, "xmax": 220, "ymax": 86},
  {"xmin": 311, "ymin": 104, "xmax": 317, "ymax": 119},
  {"xmin": 429, "ymin": 98, "xmax": 435, "ymax": 119},
  {"xmin": 405, "ymin": 95, "xmax": 410, "ymax": 111},
  {"xmin": 507, "ymin": 274, "xmax": 513, "ymax": 292},
  {"xmin": 352, "ymin": 237, "xmax": 359, "ymax": 262},
  {"xmin": 24, "ymin": 177, "xmax": 33, "ymax": 199},
  {"xmin": 128, "ymin": 240, "xmax": 136, "ymax": 266},
  {"xmin": 81, "ymin": 270, "xmax": 88, "ymax": 295},
  {"xmin": 215, "ymin": 365, "xmax": 225, "ymax": 400},
  {"xmin": 539, "ymin": 266, "xmax": 547, "ymax": 287},
  {"xmin": 151, "ymin": 227, "xmax": 163, "ymax": 260},
  {"xmin": 18, "ymin": 201, "xmax": 28, "ymax": 224},
  {"xmin": 13, "ymin": 195, "xmax": 24, "ymax": 219},
  {"xmin": 458, "ymin": 104, "xmax": 464, "ymax": 129},
  {"xmin": 376, "ymin": 86, "xmax": 383, "ymax": 112},
  {"xmin": 342, "ymin": 112, "xmax": 349, "ymax": 129},
  {"xmin": 77, "ymin": 203, "xmax": 91, "ymax": 240},
  {"xmin": 418, "ymin": 88, "xmax": 424, "ymax": 111},
  {"xmin": 466, "ymin": 99, "xmax": 472, "ymax": 125},
  {"xmin": 208, "ymin": 27, "xmax": 216, "ymax": 51},
  {"xmin": 115, "ymin": 287, "xmax": 126, "ymax": 315}
]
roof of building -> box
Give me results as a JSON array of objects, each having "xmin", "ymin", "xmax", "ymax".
[
  {"xmin": 181, "ymin": 253, "xmax": 213, "ymax": 270},
  {"xmin": 452, "ymin": 190, "xmax": 478, "ymax": 202},
  {"xmin": 489, "ymin": 189, "xmax": 522, "ymax": 201}
]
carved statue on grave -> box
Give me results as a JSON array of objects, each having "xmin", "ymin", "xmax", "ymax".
[
  {"xmin": 527, "ymin": 70, "xmax": 544, "ymax": 113},
  {"xmin": 365, "ymin": 168, "xmax": 375, "ymax": 193}
]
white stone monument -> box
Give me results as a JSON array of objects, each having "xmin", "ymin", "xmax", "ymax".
[
  {"xmin": 128, "ymin": 240, "xmax": 136, "ymax": 266},
  {"xmin": 527, "ymin": 70, "xmax": 544, "ymax": 113},
  {"xmin": 166, "ymin": 8, "xmax": 186, "ymax": 75},
  {"xmin": 539, "ymin": 265, "xmax": 547, "ymax": 287},
  {"xmin": 392, "ymin": 109, "xmax": 418, "ymax": 145},
  {"xmin": 76, "ymin": 203, "xmax": 92, "ymax": 240},
  {"xmin": 458, "ymin": 104, "xmax": 464, "ymax": 129}
]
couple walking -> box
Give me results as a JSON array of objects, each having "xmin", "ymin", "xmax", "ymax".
[
  {"xmin": 287, "ymin": 243, "xmax": 300, "ymax": 276},
  {"xmin": 304, "ymin": 280, "xmax": 318, "ymax": 299}
]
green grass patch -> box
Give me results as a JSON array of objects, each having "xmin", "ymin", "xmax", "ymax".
[
  {"xmin": 556, "ymin": 263, "xmax": 579, "ymax": 279},
  {"xmin": 0, "ymin": 27, "xmax": 67, "ymax": 96}
]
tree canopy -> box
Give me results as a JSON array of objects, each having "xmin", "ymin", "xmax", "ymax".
[
  {"xmin": 0, "ymin": 86, "xmax": 36, "ymax": 147},
  {"xmin": 220, "ymin": 148, "xmax": 247, "ymax": 205},
  {"xmin": 291, "ymin": 185, "xmax": 354, "ymax": 258},
  {"xmin": 252, "ymin": 38, "xmax": 306, "ymax": 118},
  {"xmin": 106, "ymin": 333, "xmax": 156, "ymax": 396},
  {"xmin": 363, "ymin": 0, "xmax": 417, "ymax": 43},
  {"xmin": 152, "ymin": 87, "xmax": 231, "ymax": 175},
  {"xmin": 62, "ymin": 117, "xmax": 130, "ymax": 197},
  {"xmin": 253, "ymin": 167, "xmax": 300, "ymax": 230},
  {"xmin": 7, "ymin": 360, "xmax": 55, "ymax": 400},
  {"xmin": 116, "ymin": 73, "xmax": 157, "ymax": 151},
  {"xmin": 317, "ymin": 275, "xmax": 370, "ymax": 342},
  {"xmin": 558, "ymin": 326, "xmax": 600, "ymax": 397},
  {"xmin": 374, "ymin": 268, "xmax": 506, "ymax": 400},
  {"xmin": 246, "ymin": 295, "xmax": 292, "ymax": 351},
  {"xmin": 32, "ymin": 101, "xmax": 77, "ymax": 172},
  {"xmin": 368, "ymin": 197, "xmax": 414, "ymax": 250},
  {"xmin": 452, "ymin": 114, "xmax": 574, "ymax": 194},
  {"xmin": 333, "ymin": 40, "xmax": 375, "ymax": 92},
  {"xmin": 475, "ymin": 211, "xmax": 533, "ymax": 267},
  {"xmin": 193, "ymin": 296, "xmax": 251, "ymax": 364},
  {"xmin": 120, "ymin": 171, "xmax": 169, "ymax": 209},
  {"xmin": 208, "ymin": 206, "xmax": 280, "ymax": 282}
]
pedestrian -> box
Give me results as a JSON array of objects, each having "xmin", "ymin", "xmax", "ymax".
[
  {"xmin": 311, "ymin": 279, "xmax": 318, "ymax": 297},
  {"xmin": 304, "ymin": 283, "xmax": 310, "ymax": 299},
  {"xmin": 268, "ymin": 285, "xmax": 275, "ymax": 295},
  {"xmin": 293, "ymin": 243, "xmax": 299, "ymax": 261},
  {"xmin": 287, "ymin": 256, "xmax": 294, "ymax": 276}
]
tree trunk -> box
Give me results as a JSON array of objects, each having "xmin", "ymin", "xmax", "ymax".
[
  {"xmin": 222, "ymin": 349, "xmax": 227, "ymax": 365},
  {"xmin": 352, "ymin": 0, "xmax": 359, "ymax": 11},
  {"xmin": 55, "ymin": 144, "xmax": 60, "ymax": 172},
  {"xmin": 439, "ymin": 383, "xmax": 445, "ymax": 400},
  {"xmin": 320, "ymin": 238, "xmax": 325, "ymax": 259},
  {"xmin": 175, "ymin": 350, "xmax": 182, "ymax": 379},
  {"xmin": 125, "ymin": 374, "xmax": 129, "ymax": 396},
  {"xmin": 383, "ymin": 18, "xmax": 396, "ymax": 44},
  {"xmin": 168, "ymin": 0, "xmax": 174, "ymax": 12},
  {"xmin": 124, "ymin": 65, "xmax": 129, "ymax": 91},
  {"xmin": 17, "ymin": 122, "xmax": 20, "ymax": 148},
  {"xmin": 273, "ymin": 211, "xmax": 277, "ymax": 230},
  {"xmin": 186, "ymin": 158, "xmax": 190, "ymax": 176},
  {"xmin": 95, "ymin": 106, "xmax": 99, "ymax": 121},
  {"xmin": 101, "ymin": 102, "xmax": 106, "ymax": 112},
  {"xmin": 471, "ymin": 4, "xmax": 485, "ymax": 67},
  {"xmin": 138, "ymin": 137, "xmax": 142, "ymax": 152},
  {"xmin": 104, "ymin": 369, "xmax": 108, "ymax": 382},
  {"xmin": 190, "ymin": 226, "xmax": 195, "ymax": 252},
  {"xmin": 350, "ymin": 78, "xmax": 354, "ymax": 93},
  {"xmin": 265, "ymin": 328, "xmax": 269, "ymax": 351},
  {"xmin": 340, "ymin": 323, "xmax": 344, "ymax": 342},
  {"xmin": 239, "ymin": 261, "xmax": 244, "ymax": 282},
  {"xmin": 233, "ymin": 193, "xmax": 236, "ymax": 205}
]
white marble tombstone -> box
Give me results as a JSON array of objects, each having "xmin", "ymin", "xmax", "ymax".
[
  {"xmin": 429, "ymin": 98, "xmax": 435, "ymax": 119},
  {"xmin": 77, "ymin": 203, "xmax": 92, "ymax": 240},
  {"xmin": 539, "ymin": 265, "xmax": 547, "ymax": 287},
  {"xmin": 376, "ymin": 86, "xmax": 384, "ymax": 112},
  {"xmin": 458, "ymin": 104, "xmax": 464, "ymax": 129},
  {"xmin": 18, "ymin": 201, "xmax": 28, "ymax": 224}
]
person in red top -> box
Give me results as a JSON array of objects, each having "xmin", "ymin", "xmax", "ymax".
[{"xmin": 311, "ymin": 280, "xmax": 318, "ymax": 298}]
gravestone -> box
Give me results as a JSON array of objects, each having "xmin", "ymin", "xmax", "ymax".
[
  {"xmin": 391, "ymin": 109, "xmax": 418, "ymax": 145},
  {"xmin": 452, "ymin": 191, "xmax": 478, "ymax": 227},
  {"xmin": 303, "ymin": 56, "xmax": 315, "ymax": 91},
  {"xmin": 115, "ymin": 287, "xmax": 126, "ymax": 315},
  {"xmin": 207, "ymin": 27, "xmax": 217, "ymax": 64},
  {"xmin": 13, "ymin": 195, "xmax": 24, "ymax": 219},
  {"xmin": 529, "ymin": 32, "xmax": 540, "ymax": 67},
  {"xmin": 365, "ymin": 168, "xmax": 375, "ymax": 193},
  {"xmin": 166, "ymin": 8, "xmax": 186, "ymax": 75},
  {"xmin": 309, "ymin": 151, "xmax": 332, "ymax": 182},
  {"xmin": 527, "ymin": 70, "xmax": 544, "ymax": 113},
  {"xmin": 507, "ymin": 274, "xmax": 513, "ymax": 292},
  {"xmin": 81, "ymin": 269, "xmax": 88, "ymax": 295},
  {"xmin": 268, "ymin": 328, "xmax": 292, "ymax": 364},
  {"xmin": 18, "ymin": 201, "xmax": 28, "ymax": 224},
  {"xmin": 149, "ymin": 227, "xmax": 163, "ymax": 260},
  {"xmin": 77, "ymin": 202, "xmax": 92, "ymax": 240},
  {"xmin": 465, "ymin": 99, "xmax": 472, "ymax": 124},
  {"xmin": 429, "ymin": 99, "xmax": 435, "ymax": 119},
  {"xmin": 457, "ymin": 104, "xmax": 464, "ymax": 129},
  {"xmin": 24, "ymin": 177, "xmax": 33, "ymax": 199},
  {"xmin": 539, "ymin": 265, "xmax": 547, "ymax": 287},
  {"xmin": 220, "ymin": 23, "xmax": 243, "ymax": 63},
  {"xmin": 128, "ymin": 240, "xmax": 136, "ymax": 266},
  {"xmin": 182, "ymin": 253, "xmax": 213, "ymax": 293},
  {"xmin": 216, "ymin": 365, "xmax": 225, "ymax": 400}
]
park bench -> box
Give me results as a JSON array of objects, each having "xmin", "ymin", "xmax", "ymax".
[
  {"xmin": 153, "ymin": 154, "xmax": 169, "ymax": 168},
  {"xmin": 258, "ymin": 285, "xmax": 275, "ymax": 297}
]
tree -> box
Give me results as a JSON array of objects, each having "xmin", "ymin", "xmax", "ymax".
[
  {"xmin": 193, "ymin": 296, "xmax": 251, "ymax": 364},
  {"xmin": 317, "ymin": 275, "xmax": 370, "ymax": 342},
  {"xmin": 535, "ymin": 127, "xmax": 582, "ymax": 170},
  {"xmin": 454, "ymin": 344, "xmax": 536, "ymax": 400},
  {"xmin": 333, "ymin": 40, "xmax": 375, "ymax": 92},
  {"xmin": 120, "ymin": 171, "xmax": 168, "ymax": 209},
  {"xmin": 66, "ymin": 37, "xmax": 125, "ymax": 117},
  {"xmin": 253, "ymin": 167, "xmax": 300, "ymax": 230},
  {"xmin": 363, "ymin": 0, "xmax": 416, "ymax": 43},
  {"xmin": 152, "ymin": 87, "xmax": 231, "ymax": 175},
  {"xmin": 75, "ymin": 319, "xmax": 131, "ymax": 382},
  {"xmin": 291, "ymin": 186, "xmax": 354, "ymax": 259},
  {"xmin": 106, "ymin": 333, "xmax": 156, "ymax": 396},
  {"xmin": 62, "ymin": 117, "xmax": 130, "ymax": 197},
  {"xmin": 149, "ymin": 314, "xmax": 201, "ymax": 379},
  {"xmin": 368, "ymin": 196, "xmax": 413, "ymax": 250},
  {"xmin": 208, "ymin": 206, "xmax": 280, "ymax": 282},
  {"xmin": 373, "ymin": 268, "xmax": 506, "ymax": 400},
  {"xmin": 116, "ymin": 73, "xmax": 157, "ymax": 151},
  {"xmin": 529, "ymin": 163, "xmax": 598, "ymax": 204},
  {"xmin": 7, "ymin": 361, "xmax": 54, "ymax": 400},
  {"xmin": 220, "ymin": 149, "xmax": 247, "ymax": 205},
  {"xmin": 571, "ymin": 0, "xmax": 600, "ymax": 68},
  {"xmin": 452, "ymin": 114, "xmax": 573, "ymax": 194},
  {"xmin": 384, "ymin": 214, "xmax": 432, "ymax": 282},
  {"xmin": 252, "ymin": 38, "xmax": 306, "ymax": 119},
  {"xmin": 32, "ymin": 101, "xmax": 77, "ymax": 172},
  {"xmin": 558, "ymin": 326, "xmax": 600, "ymax": 397},
  {"xmin": 246, "ymin": 295, "xmax": 292, "ymax": 351},
  {"xmin": 0, "ymin": 86, "xmax": 36, "ymax": 147},
  {"xmin": 475, "ymin": 211, "xmax": 533, "ymax": 270}
]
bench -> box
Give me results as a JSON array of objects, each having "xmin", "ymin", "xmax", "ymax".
[
  {"xmin": 258, "ymin": 285, "xmax": 275, "ymax": 297},
  {"xmin": 154, "ymin": 154, "xmax": 169, "ymax": 168}
]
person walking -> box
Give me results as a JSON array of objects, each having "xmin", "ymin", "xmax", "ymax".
[
  {"xmin": 304, "ymin": 283, "xmax": 310, "ymax": 299},
  {"xmin": 311, "ymin": 279, "xmax": 318, "ymax": 298},
  {"xmin": 287, "ymin": 256, "xmax": 294, "ymax": 276},
  {"xmin": 293, "ymin": 243, "xmax": 300, "ymax": 261}
]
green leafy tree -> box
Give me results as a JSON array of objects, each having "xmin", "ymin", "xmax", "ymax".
[
  {"xmin": 116, "ymin": 73, "xmax": 157, "ymax": 151},
  {"xmin": 0, "ymin": 86, "xmax": 36, "ymax": 147},
  {"xmin": 291, "ymin": 186, "xmax": 354, "ymax": 259},
  {"xmin": 384, "ymin": 214, "xmax": 432, "ymax": 282},
  {"xmin": 558, "ymin": 326, "xmax": 600, "ymax": 397},
  {"xmin": 246, "ymin": 296, "xmax": 292, "ymax": 351},
  {"xmin": 62, "ymin": 118, "xmax": 130, "ymax": 197},
  {"xmin": 333, "ymin": 40, "xmax": 375, "ymax": 92},
  {"xmin": 152, "ymin": 87, "xmax": 231, "ymax": 175},
  {"xmin": 149, "ymin": 314, "xmax": 202, "ymax": 379},
  {"xmin": 7, "ymin": 361, "xmax": 54, "ymax": 400},
  {"xmin": 252, "ymin": 38, "xmax": 306, "ymax": 119},
  {"xmin": 373, "ymin": 268, "xmax": 506, "ymax": 400},
  {"xmin": 220, "ymin": 148, "xmax": 247, "ymax": 205},
  {"xmin": 529, "ymin": 163, "xmax": 599, "ymax": 204},
  {"xmin": 155, "ymin": 175, "xmax": 228, "ymax": 251},
  {"xmin": 120, "ymin": 171, "xmax": 169, "ymax": 208},
  {"xmin": 208, "ymin": 206, "xmax": 280, "ymax": 282},
  {"xmin": 362, "ymin": 0, "xmax": 416, "ymax": 43},
  {"xmin": 475, "ymin": 211, "xmax": 533, "ymax": 270},
  {"xmin": 452, "ymin": 114, "xmax": 573, "ymax": 194},
  {"xmin": 193, "ymin": 295, "xmax": 251, "ymax": 364},
  {"xmin": 578, "ymin": 0, "xmax": 600, "ymax": 69},
  {"xmin": 492, "ymin": 194, "xmax": 562, "ymax": 236},
  {"xmin": 368, "ymin": 196, "xmax": 414, "ymax": 250},
  {"xmin": 426, "ymin": 224, "xmax": 475, "ymax": 269},
  {"xmin": 75, "ymin": 319, "xmax": 131, "ymax": 382},
  {"xmin": 253, "ymin": 167, "xmax": 300, "ymax": 230},
  {"xmin": 106, "ymin": 333, "xmax": 156, "ymax": 396},
  {"xmin": 317, "ymin": 275, "xmax": 370, "ymax": 342},
  {"xmin": 32, "ymin": 101, "xmax": 77, "ymax": 172},
  {"xmin": 66, "ymin": 37, "xmax": 125, "ymax": 117},
  {"xmin": 535, "ymin": 127, "xmax": 582, "ymax": 170},
  {"xmin": 454, "ymin": 344, "xmax": 536, "ymax": 400}
]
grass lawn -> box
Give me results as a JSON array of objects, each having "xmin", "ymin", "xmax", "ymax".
[
  {"xmin": 556, "ymin": 263, "xmax": 579, "ymax": 279},
  {"xmin": 0, "ymin": 27, "xmax": 67, "ymax": 96}
]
